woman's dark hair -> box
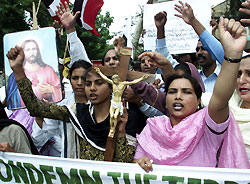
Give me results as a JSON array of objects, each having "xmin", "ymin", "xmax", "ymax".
[
  {"xmin": 68, "ymin": 60, "xmax": 92, "ymax": 79},
  {"xmin": 174, "ymin": 63, "xmax": 191, "ymax": 75},
  {"xmin": 101, "ymin": 48, "xmax": 118, "ymax": 66},
  {"xmin": 165, "ymin": 74, "xmax": 202, "ymax": 100},
  {"xmin": 84, "ymin": 67, "xmax": 93, "ymax": 80}
]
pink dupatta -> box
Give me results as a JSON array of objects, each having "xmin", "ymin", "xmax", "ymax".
[{"xmin": 136, "ymin": 107, "xmax": 249, "ymax": 168}]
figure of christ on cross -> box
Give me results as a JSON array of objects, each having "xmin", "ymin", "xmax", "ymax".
[{"xmin": 94, "ymin": 67, "xmax": 148, "ymax": 138}]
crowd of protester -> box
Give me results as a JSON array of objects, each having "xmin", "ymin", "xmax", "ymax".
[{"xmin": 1, "ymin": 0, "xmax": 250, "ymax": 172}]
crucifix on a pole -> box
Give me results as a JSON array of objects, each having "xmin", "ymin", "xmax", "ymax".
[{"xmin": 93, "ymin": 47, "xmax": 152, "ymax": 161}]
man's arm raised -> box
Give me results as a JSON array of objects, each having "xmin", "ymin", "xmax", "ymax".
[
  {"xmin": 174, "ymin": 0, "xmax": 224, "ymax": 64},
  {"xmin": 155, "ymin": 11, "xmax": 167, "ymax": 39},
  {"xmin": 174, "ymin": 1, "xmax": 205, "ymax": 36},
  {"xmin": 57, "ymin": 1, "xmax": 91, "ymax": 65},
  {"xmin": 56, "ymin": 1, "xmax": 79, "ymax": 34},
  {"xmin": 154, "ymin": 11, "xmax": 179, "ymax": 67}
]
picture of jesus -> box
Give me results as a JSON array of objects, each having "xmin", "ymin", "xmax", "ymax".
[{"xmin": 4, "ymin": 28, "xmax": 62, "ymax": 109}]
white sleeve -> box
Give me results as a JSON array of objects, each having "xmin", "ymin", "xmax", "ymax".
[
  {"xmin": 155, "ymin": 38, "xmax": 178, "ymax": 67},
  {"xmin": 67, "ymin": 31, "xmax": 92, "ymax": 67},
  {"xmin": 31, "ymin": 118, "xmax": 61, "ymax": 151}
]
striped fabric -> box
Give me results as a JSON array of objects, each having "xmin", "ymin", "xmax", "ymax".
[
  {"xmin": 42, "ymin": 0, "xmax": 69, "ymax": 23},
  {"xmin": 42, "ymin": 0, "xmax": 103, "ymax": 36},
  {"xmin": 73, "ymin": 0, "xmax": 104, "ymax": 36}
]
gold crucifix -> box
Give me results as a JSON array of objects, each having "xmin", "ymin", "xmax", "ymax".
[{"xmin": 93, "ymin": 47, "xmax": 150, "ymax": 161}]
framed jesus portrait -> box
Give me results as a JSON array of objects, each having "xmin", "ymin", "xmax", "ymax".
[{"xmin": 4, "ymin": 27, "xmax": 62, "ymax": 110}]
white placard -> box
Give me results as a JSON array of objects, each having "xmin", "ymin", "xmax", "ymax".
[{"xmin": 143, "ymin": 0, "xmax": 212, "ymax": 54}]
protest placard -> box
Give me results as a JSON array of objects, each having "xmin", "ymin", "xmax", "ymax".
[{"xmin": 143, "ymin": 0, "xmax": 212, "ymax": 54}]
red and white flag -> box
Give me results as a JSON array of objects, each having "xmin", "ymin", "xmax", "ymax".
[
  {"xmin": 42, "ymin": 0, "xmax": 103, "ymax": 36},
  {"xmin": 73, "ymin": 0, "xmax": 104, "ymax": 36},
  {"xmin": 42, "ymin": 0, "xmax": 69, "ymax": 24}
]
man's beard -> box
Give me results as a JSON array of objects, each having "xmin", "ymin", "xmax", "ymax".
[{"xmin": 25, "ymin": 56, "xmax": 37, "ymax": 64}]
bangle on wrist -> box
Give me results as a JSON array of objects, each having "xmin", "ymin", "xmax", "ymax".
[{"xmin": 224, "ymin": 56, "xmax": 242, "ymax": 63}]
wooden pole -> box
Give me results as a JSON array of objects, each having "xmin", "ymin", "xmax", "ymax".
[
  {"xmin": 103, "ymin": 48, "xmax": 131, "ymax": 161},
  {"xmin": 36, "ymin": 0, "xmax": 41, "ymax": 15},
  {"xmin": 104, "ymin": 127, "xmax": 118, "ymax": 161},
  {"xmin": 93, "ymin": 49, "xmax": 152, "ymax": 161},
  {"xmin": 32, "ymin": 2, "xmax": 38, "ymax": 30},
  {"xmin": 63, "ymin": 39, "xmax": 69, "ymax": 62}
]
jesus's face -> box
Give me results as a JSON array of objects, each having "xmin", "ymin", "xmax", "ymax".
[{"xmin": 23, "ymin": 42, "xmax": 38, "ymax": 64}]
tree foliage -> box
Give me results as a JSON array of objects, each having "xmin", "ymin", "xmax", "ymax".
[
  {"xmin": 0, "ymin": 0, "xmax": 53, "ymax": 69},
  {"xmin": 73, "ymin": 10, "xmax": 114, "ymax": 60},
  {"xmin": 0, "ymin": 0, "xmax": 114, "ymax": 70}
]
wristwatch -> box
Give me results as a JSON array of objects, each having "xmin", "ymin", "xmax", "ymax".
[{"xmin": 224, "ymin": 56, "xmax": 241, "ymax": 63}]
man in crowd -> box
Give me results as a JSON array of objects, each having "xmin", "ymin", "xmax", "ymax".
[
  {"xmin": 155, "ymin": 7, "xmax": 223, "ymax": 92},
  {"xmin": 196, "ymin": 40, "xmax": 220, "ymax": 92}
]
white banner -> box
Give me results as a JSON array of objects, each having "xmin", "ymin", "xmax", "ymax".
[
  {"xmin": 0, "ymin": 152, "xmax": 250, "ymax": 183},
  {"xmin": 143, "ymin": 0, "xmax": 212, "ymax": 54}
]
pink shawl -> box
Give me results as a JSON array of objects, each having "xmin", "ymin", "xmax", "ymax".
[{"xmin": 136, "ymin": 107, "xmax": 249, "ymax": 168}]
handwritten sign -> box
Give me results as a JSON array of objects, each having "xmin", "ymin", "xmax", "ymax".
[{"xmin": 143, "ymin": 0, "xmax": 212, "ymax": 54}]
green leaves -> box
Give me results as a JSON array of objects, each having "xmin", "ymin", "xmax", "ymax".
[
  {"xmin": 0, "ymin": 1, "xmax": 114, "ymax": 70},
  {"xmin": 74, "ymin": 10, "xmax": 114, "ymax": 60}
]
